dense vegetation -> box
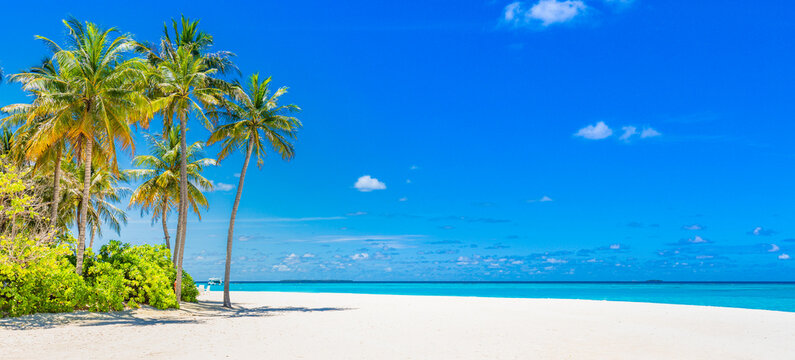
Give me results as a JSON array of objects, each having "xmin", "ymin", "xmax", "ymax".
[{"xmin": 0, "ymin": 15, "xmax": 300, "ymax": 316}]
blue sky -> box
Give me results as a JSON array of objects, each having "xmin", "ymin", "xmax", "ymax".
[{"xmin": 2, "ymin": 0, "xmax": 795, "ymax": 281}]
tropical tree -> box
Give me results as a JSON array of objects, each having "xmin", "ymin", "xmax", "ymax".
[
  {"xmin": 127, "ymin": 126, "xmax": 215, "ymax": 251},
  {"xmin": 58, "ymin": 164, "xmax": 130, "ymax": 249},
  {"xmin": 1, "ymin": 60, "xmax": 72, "ymax": 231},
  {"xmin": 208, "ymin": 74, "xmax": 301, "ymax": 308},
  {"xmin": 15, "ymin": 18, "xmax": 151, "ymax": 274},
  {"xmin": 137, "ymin": 16, "xmax": 233, "ymax": 301}
]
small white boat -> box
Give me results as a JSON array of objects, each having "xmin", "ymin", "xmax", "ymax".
[{"xmin": 207, "ymin": 277, "xmax": 223, "ymax": 285}]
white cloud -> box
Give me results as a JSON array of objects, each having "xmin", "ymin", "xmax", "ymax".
[
  {"xmin": 619, "ymin": 126, "xmax": 637, "ymax": 141},
  {"xmin": 531, "ymin": 0, "xmax": 586, "ymax": 25},
  {"xmin": 779, "ymin": 253, "xmax": 790, "ymax": 260},
  {"xmin": 410, "ymin": 165, "xmax": 419, "ymax": 170},
  {"xmin": 617, "ymin": 126, "xmax": 661, "ymax": 141},
  {"xmin": 505, "ymin": 1, "xmax": 587, "ymax": 27},
  {"xmin": 398, "ymin": 197, "xmax": 408, "ymax": 202},
  {"xmin": 528, "ymin": 195, "xmax": 553, "ymax": 203},
  {"xmin": 682, "ymin": 224, "xmax": 703, "ymax": 230},
  {"xmin": 354, "ymin": 175, "xmax": 386, "ymax": 192},
  {"xmin": 210, "ymin": 180, "xmax": 235, "ymax": 192},
  {"xmin": 574, "ymin": 121, "xmax": 612, "ymax": 140},
  {"xmin": 284, "ymin": 253, "xmax": 300, "ymax": 264},
  {"xmin": 640, "ymin": 127, "xmax": 662, "ymax": 138},
  {"xmin": 351, "ymin": 253, "xmax": 369, "ymax": 260},
  {"xmin": 609, "ymin": 244, "xmax": 621, "ymax": 250},
  {"xmin": 689, "ymin": 235, "xmax": 708, "ymax": 244},
  {"xmin": 272, "ymin": 264, "xmax": 291, "ymax": 272},
  {"xmin": 769, "ymin": 244, "xmax": 780, "ymax": 252},
  {"xmin": 545, "ymin": 257, "xmax": 568, "ymax": 264},
  {"xmin": 302, "ymin": 253, "xmax": 315, "ymax": 258}
]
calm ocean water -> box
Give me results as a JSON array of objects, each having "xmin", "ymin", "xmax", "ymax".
[{"xmin": 196, "ymin": 282, "xmax": 795, "ymax": 312}]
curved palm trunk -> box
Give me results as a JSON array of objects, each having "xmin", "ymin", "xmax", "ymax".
[
  {"xmin": 49, "ymin": 144, "xmax": 62, "ymax": 233},
  {"xmin": 89, "ymin": 225, "xmax": 96, "ymax": 249},
  {"xmin": 162, "ymin": 201, "xmax": 171, "ymax": 252},
  {"xmin": 174, "ymin": 113, "xmax": 189, "ymax": 302},
  {"xmin": 75, "ymin": 135, "xmax": 93, "ymax": 275},
  {"xmin": 223, "ymin": 139, "xmax": 254, "ymax": 308}
]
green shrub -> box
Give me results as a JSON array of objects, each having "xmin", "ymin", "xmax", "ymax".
[
  {"xmin": 82, "ymin": 261, "xmax": 126, "ymax": 311},
  {"xmin": 0, "ymin": 238, "xmax": 86, "ymax": 317},
  {"xmin": 0, "ymin": 160, "xmax": 200, "ymax": 317},
  {"xmin": 92, "ymin": 240, "xmax": 179, "ymax": 310},
  {"xmin": 180, "ymin": 270, "xmax": 198, "ymax": 303}
]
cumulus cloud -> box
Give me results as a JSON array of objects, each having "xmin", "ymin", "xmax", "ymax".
[
  {"xmin": 619, "ymin": 126, "xmax": 637, "ymax": 141},
  {"xmin": 272, "ymin": 264, "xmax": 291, "ymax": 272},
  {"xmin": 351, "ymin": 253, "xmax": 369, "ymax": 260},
  {"xmin": 302, "ymin": 253, "xmax": 315, "ymax": 258},
  {"xmin": 210, "ymin": 180, "xmax": 235, "ymax": 192},
  {"xmin": 779, "ymin": 253, "xmax": 791, "ymax": 260},
  {"xmin": 545, "ymin": 257, "xmax": 568, "ymax": 264},
  {"xmin": 528, "ymin": 195, "xmax": 554, "ymax": 203},
  {"xmin": 616, "ymin": 126, "xmax": 661, "ymax": 141},
  {"xmin": 574, "ymin": 121, "xmax": 612, "ymax": 140},
  {"xmin": 284, "ymin": 253, "xmax": 301, "ymax": 264},
  {"xmin": 609, "ymin": 244, "xmax": 621, "ymax": 250},
  {"xmin": 749, "ymin": 226, "xmax": 776, "ymax": 236},
  {"xmin": 768, "ymin": 244, "xmax": 780, "ymax": 252},
  {"xmin": 640, "ymin": 127, "xmax": 662, "ymax": 138},
  {"xmin": 669, "ymin": 235, "xmax": 711, "ymax": 246},
  {"xmin": 504, "ymin": 0, "xmax": 587, "ymax": 27},
  {"xmin": 354, "ymin": 175, "xmax": 386, "ymax": 192},
  {"xmin": 689, "ymin": 236, "xmax": 709, "ymax": 244}
]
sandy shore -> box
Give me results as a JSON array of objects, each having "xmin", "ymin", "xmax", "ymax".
[{"xmin": 1, "ymin": 291, "xmax": 794, "ymax": 359}]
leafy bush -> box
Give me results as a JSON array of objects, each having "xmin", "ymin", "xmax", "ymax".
[
  {"xmin": 181, "ymin": 270, "xmax": 198, "ymax": 303},
  {"xmin": 0, "ymin": 161, "xmax": 198, "ymax": 317},
  {"xmin": 0, "ymin": 238, "xmax": 86, "ymax": 317},
  {"xmin": 89, "ymin": 240, "xmax": 179, "ymax": 309}
]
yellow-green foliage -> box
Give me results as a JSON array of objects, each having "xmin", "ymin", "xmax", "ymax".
[
  {"xmin": 0, "ymin": 238, "xmax": 86, "ymax": 316},
  {"xmin": 0, "ymin": 164, "xmax": 197, "ymax": 317},
  {"xmin": 90, "ymin": 240, "xmax": 179, "ymax": 309}
]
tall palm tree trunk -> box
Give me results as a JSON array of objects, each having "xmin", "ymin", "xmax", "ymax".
[
  {"xmin": 75, "ymin": 135, "xmax": 93, "ymax": 275},
  {"xmin": 49, "ymin": 144, "xmax": 62, "ymax": 231},
  {"xmin": 223, "ymin": 139, "xmax": 254, "ymax": 308},
  {"xmin": 162, "ymin": 201, "xmax": 171, "ymax": 252},
  {"xmin": 174, "ymin": 113, "xmax": 189, "ymax": 302},
  {"xmin": 89, "ymin": 225, "xmax": 96, "ymax": 249}
]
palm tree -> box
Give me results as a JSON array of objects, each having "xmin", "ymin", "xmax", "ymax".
[
  {"xmin": 2, "ymin": 60, "xmax": 71, "ymax": 231},
  {"xmin": 18, "ymin": 18, "xmax": 150, "ymax": 274},
  {"xmin": 127, "ymin": 126, "xmax": 215, "ymax": 251},
  {"xmin": 59, "ymin": 163, "xmax": 130, "ymax": 250},
  {"xmin": 208, "ymin": 74, "xmax": 302, "ymax": 308},
  {"xmin": 138, "ymin": 17, "xmax": 233, "ymax": 301}
]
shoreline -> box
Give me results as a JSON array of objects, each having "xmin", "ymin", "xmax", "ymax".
[
  {"xmin": 2, "ymin": 291, "xmax": 794, "ymax": 359},
  {"xmin": 200, "ymin": 289, "xmax": 795, "ymax": 314}
]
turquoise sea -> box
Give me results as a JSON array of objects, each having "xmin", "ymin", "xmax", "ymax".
[{"xmin": 196, "ymin": 282, "xmax": 795, "ymax": 312}]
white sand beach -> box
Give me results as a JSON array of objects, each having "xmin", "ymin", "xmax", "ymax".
[{"xmin": 1, "ymin": 291, "xmax": 794, "ymax": 359}]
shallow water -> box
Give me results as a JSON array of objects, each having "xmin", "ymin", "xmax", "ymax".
[{"xmin": 196, "ymin": 282, "xmax": 795, "ymax": 312}]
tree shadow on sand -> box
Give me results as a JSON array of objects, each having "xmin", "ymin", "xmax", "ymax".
[{"xmin": 0, "ymin": 300, "xmax": 350, "ymax": 330}]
